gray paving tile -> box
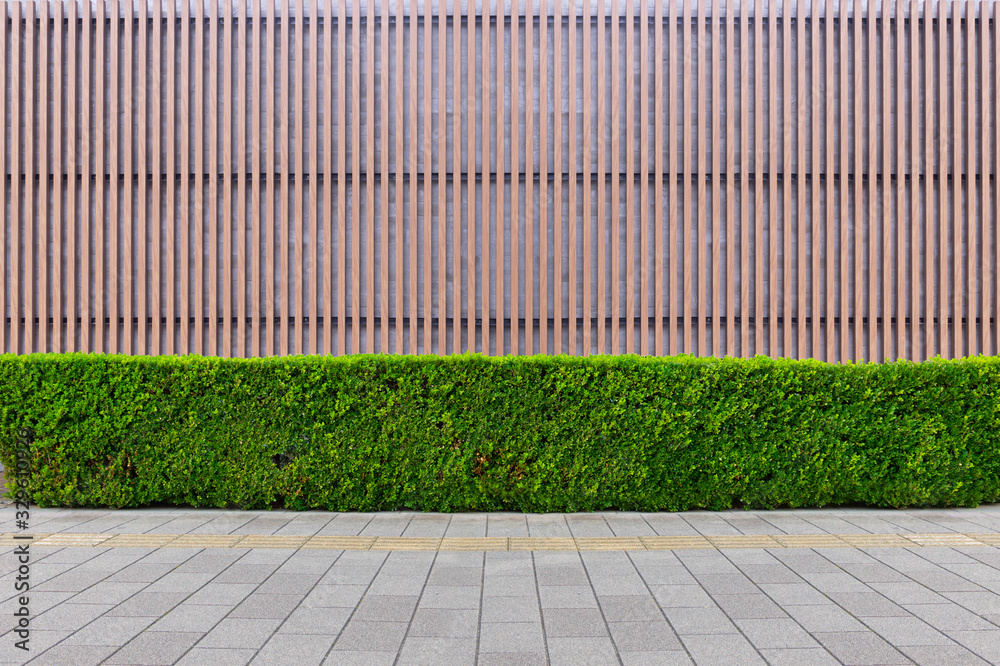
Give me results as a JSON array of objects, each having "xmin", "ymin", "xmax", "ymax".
[
  {"xmin": 862, "ymin": 615, "xmax": 954, "ymax": 646},
  {"xmin": 734, "ymin": 618, "xmax": 820, "ymax": 649},
  {"xmin": 538, "ymin": 585, "xmax": 598, "ymax": 609},
  {"xmin": 330, "ymin": 620, "xmax": 408, "ymax": 651},
  {"xmin": 547, "ymin": 636, "xmax": 620, "ymax": 665},
  {"xmin": 352, "ymin": 594, "xmax": 418, "ymax": 622},
  {"xmin": 61, "ymin": 614, "xmax": 156, "ymax": 646},
  {"xmin": 280, "ymin": 606, "xmax": 352, "ymax": 635},
  {"xmin": 944, "ymin": 630, "xmax": 1000, "ymax": 662},
  {"xmin": 31, "ymin": 603, "xmax": 115, "ymax": 631},
  {"xmin": 542, "ymin": 607, "xmax": 609, "ymax": 637},
  {"xmin": 867, "ymin": 581, "xmax": 948, "ymax": 605},
  {"xmin": 757, "ymin": 583, "xmax": 831, "ymax": 606},
  {"xmin": 408, "ymin": 608, "xmax": 479, "ymax": 637},
  {"xmin": 783, "ymin": 604, "xmax": 870, "ymax": 632},
  {"xmin": 366, "ymin": 574, "xmax": 428, "ymax": 596},
  {"xmin": 416, "ymin": 585, "xmax": 481, "ymax": 610},
  {"xmin": 301, "ymin": 584, "xmax": 368, "ymax": 608},
  {"xmin": 619, "ymin": 651, "xmax": 695, "ymax": 665},
  {"xmin": 898, "ymin": 644, "xmax": 991, "ymax": 666},
  {"xmin": 694, "ymin": 573, "xmax": 760, "ymax": 596},
  {"xmin": 662, "ymin": 606, "xmax": 739, "ymax": 635},
  {"xmin": 0, "ymin": 630, "xmax": 70, "ymax": 662},
  {"xmin": 598, "ymin": 595, "xmax": 664, "ymax": 622},
  {"xmin": 482, "ymin": 575, "xmax": 538, "ymax": 597},
  {"xmin": 30, "ymin": 643, "xmax": 118, "ymax": 666},
  {"xmin": 905, "ymin": 603, "xmax": 998, "ymax": 631},
  {"xmin": 736, "ymin": 564, "xmax": 802, "ymax": 585},
  {"xmin": 213, "ymin": 564, "xmax": 282, "ymax": 585},
  {"xmin": 535, "ymin": 565, "xmax": 590, "ymax": 586},
  {"xmin": 480, "ymin": 595, "xmax": 541, "ymax": 623},
  {"xmin": 609, "ymin": 620, "xmax": 683, "ymax": 651},
  {"xmin": 812, "ymin": 631, "xmax": 912, "ymax": 665},
  {"xmin": 714, "ymin": 594, "xmax": 787, "ymax": 619},
  {"xmin": 198, "ymin": 617, "xmax": 284, "ymax": 649},
  {"xmin": 149, "ymin": 603, "xmax": 232, "ymax": 632},
  {"xmin": 757, "ymin": 647, "xmax": 842, "ymax": 666},
  {"xmin": 396, "ymin": 637, "xmax": 477, "ymax": 666},
  {"xmin": 590, "ymin": 575, "xmax": 653, "ymax": 596},
  {"xmin": 636, "ymin": 565, "xmax": 699, "ymax": 586},
  {"xmin": 650, "ymin": 584, "xmax": 715, "ymax": 608},
  {"xmin": 476, "ymin": 652, "xmax": 547, "ymax": 665},
  {"xmin": 251, "ymin": 633, "xmax": 336, "ymax": 665},
  {"xmin": 186, "ymin": 583, "xmax": 257, "ymax": 606},
  {"xmin": 106, "ymin": 592, "xmax": 188, "ymax": 618},
  {"xmin": 319, "ymin": 565, "xmax": 382, "ymax": 586},
  {"xmin": 229, "ymin": 593, "xmax": 302, "ymax": 620},
  {"xmin": 478, "ymin": 622, "xmax": 545, "ymax": 652},
  {"xmin": 174, "ymin": 647, "xmax": 257, "ymax": 666},
  {"xmin": 942, "ymin": 591, "xmax": 1000, "ymax": 615},
  {"xmin": 256, "ymin": 573, "xmax": 322, "ymax": 595},
  {"xmin": 827, "ymin": 591, "xmax": 911, "ymax": 617},
  {"xmin": 104, "ymin": 631, "xmax": 204, "ymax": 665},
  {"xmin": 426, "ymin": 566, "xmax": 483, "ymax": 587},
  {"xmin": 680, "ymin": 633, "xmax": 767, "ymax": 665},
  {"xmin": 68, "ymin": 582, "xmax": 149, "ymax": 605}
]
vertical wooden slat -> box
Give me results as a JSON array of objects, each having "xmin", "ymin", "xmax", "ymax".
[
  {"xmin": 727, "ymin": 0, "xmax": 738, "ymax": 356},
  {"xmin": 540, "ymin": 0, "xmax": 549, "ymax": 354},
  {"xmin": 314, "ymin": 0, "xmax": 324, "ymax": 355},
  {"xmin": 396, "ymin": 0, "xmax": 406, "ymax": 354},
  {"xmin": 867, "ymin": 0, "xmax": 877, "ymax": 362},
  {"xmin": 940, "ymin": 0, "xmax": 949, "ymax": 357},
  {"xmin": 53, "ymin": 0, "xmax": 64, "ymax": 352},
  {"xmin": 438, "ymin": 0, "xmax": 448, "ymax": 355},
  {"xmin": 80, "ymin": 0, "xmax": 90, "ymax": 352},
  {"xmin": 467, "ymin": 0, "xmax": 477, "ymax": 353},
  {"xmin": 896, "ymin": 0, "xmax": 906, "ymax": 359},
  {"xmin": 796, "ymin": 0, "xmax": 807, "ymax": 359},
  {"xmin": 21, "ymin": 0, "xmax": 33, "ymax": 353},
  {"xmin": 655, "ymin": 0, "xmax": 665, "ymax": 356},
  {"xmin": 352, "ymin": 0, "xmax": 362, "ymax": 353},
  {"xmin": 741, "ymin": 0, "xmax": 752, "ymax": 357},
  {"xmin": 208, "ymin": 0, "xmax": 220, "ymax": 356},
  {"xmin": 699, "ymin": 0, "xmax": 710, "ymax": 355},
  {"xmin": 339, "ymin": 0, "xmax": 349, "ymax": 355},
  {"xmin": 296, "ymin": 0, "xmax": 307, "ymax": 354},
  {"xmin": 39, "ymin": 0, "xmax": 50, "ymax": 353},
  {"xmin": 709, "ymin": 0, "xmax": 735, "ymax": 356},
  {"xmin": 597, "ymin": 0, "xmax": 607, "ymax": 356},
  {"xmin": 453, "ymin": 0, "xmax": 462, "ymax": 353},
  {"xmin": 526, "ymin": 0, "xmax": 535, "ymax": 355},
  {"xmin": 1, "ymin": 0, "xmax": 7, "ymax": 354},
  {"xmin": 577, "ymin": 0, "xmax": 586, "ymax": 355},
  {"xmin": 152, "ymin": 0, "xmax": 163, "ymax": 354},
  {"xmin": 267, "ymin": 0, "xmax": 278, "ymax": 356},
  {"xmin": 239, "ymin": 0, "xmax": 252, "ymax": 357},
  {"xmin": 553, "ymin": 0, "xmax": 563, "ymax": 354},
  {"xmin": 770, "ymin": 0, "xmax": 781, "ymax": 356},
  {"xmin": 165, "ymin": 0, "xmax": 176, "ymax": 355},
  {"xmin": 955, "ymin": 0, "xmax": 965, "ymax": 358},
  {"xmin": 640, "ymin": 0, "xmax": 650, "ymax": 355},
  {"xmin": 410, "ymin": 0, "xmax": 419, "ymax": 353},
  {"xmin": 852, "ymin": 0, "xmax": 862, "ymax": 359},
  {"xmin": 180, "ymin": 0, "xmax": 191, "ymax": 355},
  {"xmin": 755, "ymin": 0, "xmax": 764, "ymax": 356},
  {"xmin": 422, "ymin": 0, "xmax": 432, "ymax": 353},
  {"xmin": 367, "ymin": 0, "xmax": 377, "ymax": 353},
  {"xmin": 683, "ymin": 0, "xmax": 693, "ymax": 355},
  {"xmin": 84, "ymin": 0, "xmax": 93, "ymax": 353},
  {"xmin": 813, "ymin": 0, "xmax": 824, "ymax": 360},
  {"xmin": 782, "ymin": 0, "xmax": 794, "ymax": 357},
  {"xmin": 925, "ymin": 0, "xmax": 934, "ymax": 359},
  {"xmin": 840, "ymin": 0, "xmax": 849, "ymax": 361},
  {"xmin": 669, "ymin": 0, "xmax": 679, "ymax": 355},
  {"xmin": 826, "ymin": 0, "xmax": 836, "ymax": 361},
  {"xmin": 68, "ymin": 0, "xmax": 77, "ymax": 352},
  {"xmin": 983, "ymin": 0, "xmax": 992, "ymax": 355},
  {"xmin": 625, "ymin": 0, "xmax": 636, "ymax": 354},
  {"xmin": 11, "ymin": 0, "xmax": 22, "ymax": 354},
  {"xmin": 253, "ymin": 0, "xmax": 263, "ymax": 356},
  {"xmin": 611, "ymin": 0, "xmax": 621, "ymax": 355},
  {"xmin": 880, "ymin": 0, "xmax": 891, "ymax": 361},
  {"xmin": 482, "ymin": 5, "xmax": 492, "ymax": 355},
  {"xmin": 968, "ymin": 0, "xmax": 979, "ymax": 356},
  {"xmin": 191, "ymin": 0, "xmax": 201, "ymax": 355},
  {"xmin": 512, "ymin": 0, "xmax": 521, "ymax": 355},
  {"xmin": 994, "ymin": 0, "xmax": 1000, "ymax": 357},
  {"xmin": 495, "ymin": 4, "xmax": 504, "ymax": 356}
]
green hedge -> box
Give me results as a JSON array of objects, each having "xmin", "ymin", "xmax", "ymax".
[{"xmin": 1, "ymin": 353, "xmax": 998, "ymax": 511}]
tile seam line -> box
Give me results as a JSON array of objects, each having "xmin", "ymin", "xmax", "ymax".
[
  {"xmin": 172, "ymin": 545, "xmax": 303, "ymax": 664},
  {"xmin": 531, "ymin": 549, "xmax": 555, "ymax": 665},
  {"xmin": 319, "ymin": 539, "xmax": 395, "ymax": 662},
  {"xmin": 392, "ymin": 547, "xmax": 440, "ymax": 665},
  {"xmin": 239, "ymin": 545, "xmax": 346, "ymax": 663},
  {"xmin": 903, "ymin": 545, "xmax": 1000, "ymax": 636},
  {"xmin": 576, "ymin": 547, "xmax": 624, "ymax": 665},
  {"xmin": 716, "ymin": 546, "xmax": 843, "ymax": 664},
  {"xmin": 5, "ymin": 545, "xmax": 150, "ymax": 654},
  {"xmin": 809, "ymin": 545, "xmax": 963, "ymax": 663},
  {"xmin": 625, "ymin": 548, "xmax": 697, "ymax": 664},
  {"xmin": 27, "ymin": 545, "xmax": 207, "ymax": 665}
]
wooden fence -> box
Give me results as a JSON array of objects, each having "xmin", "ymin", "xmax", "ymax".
[{"xmin": 2, "ymin": 0, "xmax": 998, "ymax": 360}]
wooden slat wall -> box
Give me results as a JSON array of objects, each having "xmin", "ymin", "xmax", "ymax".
[{"xmin": 3, "ymin": 0, "xmax": 998, "ymax": 362}]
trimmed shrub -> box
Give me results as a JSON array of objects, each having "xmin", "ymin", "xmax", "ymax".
[{"xmin": 1, "ymin": 353, "xmax": 998, "ymax": 511}]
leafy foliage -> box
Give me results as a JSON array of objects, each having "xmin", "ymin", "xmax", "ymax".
[{"xmin": 1, "ymin": 353, "xmax": 998, "ymax": 511}]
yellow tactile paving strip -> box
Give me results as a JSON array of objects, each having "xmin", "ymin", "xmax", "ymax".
[{"xmin": 4, "ymin": 532, "xmax": 1000, "ymax": 551}]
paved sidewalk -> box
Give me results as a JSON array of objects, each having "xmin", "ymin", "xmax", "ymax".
[{"xmin": 5, "ymin": 507, "xmax": 1000, "ymax": 664}]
